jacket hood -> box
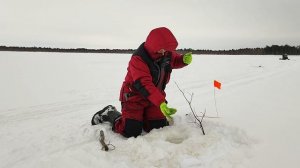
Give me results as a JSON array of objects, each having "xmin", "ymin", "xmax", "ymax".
[{"xmin": 144, "ymin": 27, "xmax": 178, "ymax": 60}]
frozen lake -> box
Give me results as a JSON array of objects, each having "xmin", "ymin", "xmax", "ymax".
[{"xmin": 0, "ymin": 52, "xmax": 299, "ymax": 168}]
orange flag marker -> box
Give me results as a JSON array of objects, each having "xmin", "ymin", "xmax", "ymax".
[
  {"xmin": 214, "ymin": 80, "xmax": 221, "ymax": 89},
  {"xmin": 213, "ymin": 80, "xmax": 221, "ymax": 117}
]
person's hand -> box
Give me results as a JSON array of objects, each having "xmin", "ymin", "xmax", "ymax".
[
  {"xmin": 160, "ymin": 102, "xmax": 177, "ymax": 120},
  {"xmin": 183, "ymin": 52, "xmax": 192, "ymax": 65}
]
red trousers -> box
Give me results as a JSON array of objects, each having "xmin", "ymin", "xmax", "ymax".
[{"xmin": 114, "ymin": 97, "xmax": 168, "ymax": 137}]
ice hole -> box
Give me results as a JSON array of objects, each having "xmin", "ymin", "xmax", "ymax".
[{"xmin": 165, "ymin": 135, "xmax": 188, "ymax": 144}]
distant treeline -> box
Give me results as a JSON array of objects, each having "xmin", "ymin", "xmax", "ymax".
[
  {"xmin": 0, "ymin": 45, "xmax": 299, "ymax": 55},
  {"xmin": 178, "ymin": 45, "xmax": 300, "ymax": 55},
  {"xmin": 0, "ymin": 46, "xmax": 134, "ymax": 54}
]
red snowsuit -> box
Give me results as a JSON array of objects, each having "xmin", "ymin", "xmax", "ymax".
[{"xmin": 114, "ymin": 27, "xmax": 187, "ymax": 137}]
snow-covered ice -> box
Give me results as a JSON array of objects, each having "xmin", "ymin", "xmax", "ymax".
[{"xmin": 0, "ymin": 52, "xmax": 299, "ymax": 168}]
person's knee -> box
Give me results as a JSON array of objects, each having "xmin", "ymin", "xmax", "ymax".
[{"xmin": 124, "ymin": 119, "xmax": 143, "ymax": 138}]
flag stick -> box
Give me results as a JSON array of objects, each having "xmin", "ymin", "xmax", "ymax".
[{"xmin": 214, "ymin": 87, "xmax": 219, "ymax": 117}]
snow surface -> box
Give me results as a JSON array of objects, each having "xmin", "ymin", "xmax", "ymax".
[{"xmin": 0, "ymin": 52, "xmax": 299, "ymax": 168}]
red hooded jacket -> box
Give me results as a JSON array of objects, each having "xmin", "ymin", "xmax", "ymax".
[{"xmin": 119, "ymin": 27, "xmax": 187, "ymax": 107}]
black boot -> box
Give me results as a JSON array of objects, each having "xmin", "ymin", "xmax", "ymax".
[
  {"xmin": 107, "ymin": 109, "xmax": 121, "ymax": 125},
  {"xmin": 91, "ymin": 105, "xmax": 121, "ymax": 126}
]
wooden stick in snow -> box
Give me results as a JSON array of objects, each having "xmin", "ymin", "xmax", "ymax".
[{"xmin": 99, "ymin": 130, "xmax": 109, "ymax": 151}]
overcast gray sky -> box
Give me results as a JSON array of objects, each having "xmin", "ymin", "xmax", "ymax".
[{"xmin": 1, "ymin": 0, "xmax": 299, "ymax": 50}]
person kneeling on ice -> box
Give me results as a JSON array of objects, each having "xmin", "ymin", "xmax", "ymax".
[{"xmin": 91, "ymin": 27, "xmax": 192, "ymax": 137}]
